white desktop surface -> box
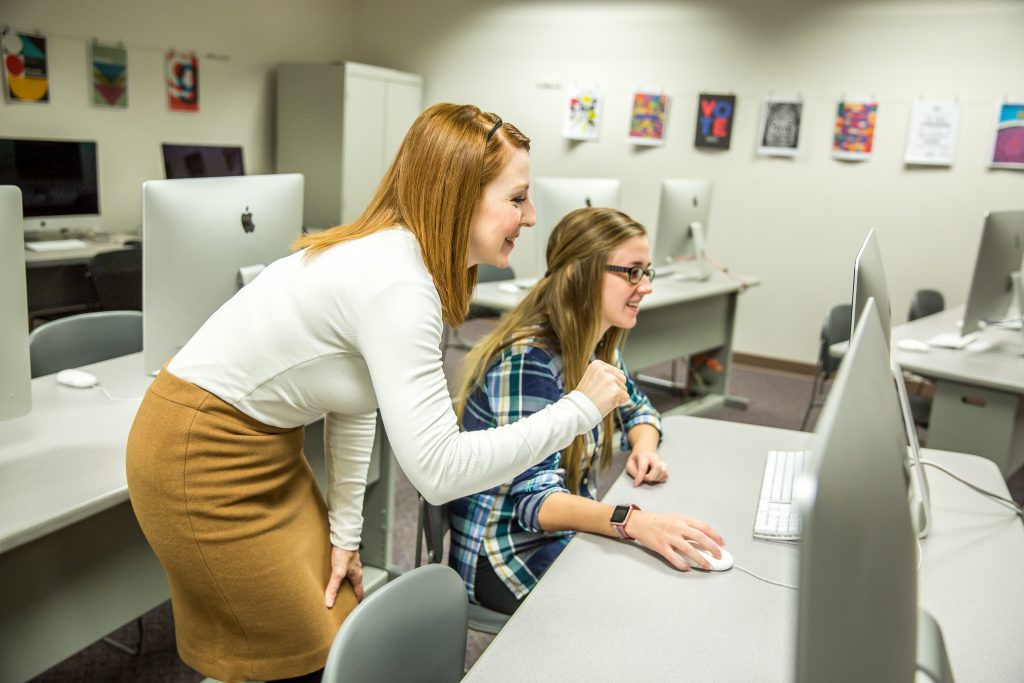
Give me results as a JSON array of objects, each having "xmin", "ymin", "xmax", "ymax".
[
  {"xmin": 893, "ymin": 305, "xmax": 1024, "ymax": 394},
  {"xmin": 464, "ymin": 416, "xmax": 1024, "ymax": 682},
  {"xmin": 0, "ymin": 353, "xmax": 151, "ymax": 554},
  {"xmin": 23, "ymin": 232, "xmax": 140, "ymax": 269}
]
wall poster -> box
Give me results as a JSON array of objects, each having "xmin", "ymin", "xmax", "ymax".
[
  {"xmin": 990, "ymin": 102, "xmax": 1024, "ymax": 169},
  {"xmin": 695, "ymin": 93, "xmax": 736, "ymax": 150},
  {"xmin": 563, "ymin": 84, "xmax": 603, "ymax": 141},
  {"xmin": 91, "ymin": 42, "xmax": 128, "ymax": 108},
  {"xmin": 904, "ymin": 99, "xmax": 959, "ymax": 166},
  {"xmin": 166, "ymin": 51, "xmax": 199, "ymax": 112},
  {"xmin": 757, "ymin": 96, "xmax": 803, "ymax": 157},
  {"xmin": 628, "ymin": 91, "xmax": 668, "ymax": 146},
  {"xmin": 2, "ymin": 29, "xmax": 49, "ymax": 104},
  {"xmin": 833, "ymin": 100, "xmax": 878, "ymax": 161}
]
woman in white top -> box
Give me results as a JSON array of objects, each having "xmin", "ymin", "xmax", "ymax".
[{"xmin": 125, "ymin": 103, "xmax": 627, "ymax": 683}]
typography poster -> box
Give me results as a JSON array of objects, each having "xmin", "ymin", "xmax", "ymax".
[
  {"xmin": 563, "ymin": 84, "xmax": 603, "ymax": 141},
  {"xmin": 628, "ymin": 91, "xmax": 668, "ymax": 146},
  {"xmin": 833, "ymin": 100, "xmax": 878, "ymax": 160},
  {"xmin": 694, "ymin": 93, "xmax": 736, "ymax": 150}
]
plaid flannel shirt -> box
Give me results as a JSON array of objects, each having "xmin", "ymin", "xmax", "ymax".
[{"xmin": 448, "ymin": 340, "xmax": 662, "ymax": 602}]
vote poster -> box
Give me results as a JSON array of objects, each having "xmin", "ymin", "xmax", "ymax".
[{"xmin": 694, "ymin": 93, "xmax": 735, "ymax": 150}]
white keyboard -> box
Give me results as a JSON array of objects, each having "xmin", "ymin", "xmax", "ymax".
[
  {"xmin": 25, "ymin": 239, "xmax": 89, "ymax": 252},
  {"xmin": 753, "ymin": 449, "xmax": 810, "ymax": 541}
]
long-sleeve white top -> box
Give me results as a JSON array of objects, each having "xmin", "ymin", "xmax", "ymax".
[{"xmin": 168, "ymin": 227, "xmax": 602, "ymax": 550}]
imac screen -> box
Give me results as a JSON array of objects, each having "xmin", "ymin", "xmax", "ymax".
[{"xmin": 162, "ymin": 144, "xmax": 245, "ymax": 179}]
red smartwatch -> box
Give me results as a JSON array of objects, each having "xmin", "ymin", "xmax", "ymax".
[{"xmin": 610, "ymin": 503, "xmax": 640, "ymax": 541}]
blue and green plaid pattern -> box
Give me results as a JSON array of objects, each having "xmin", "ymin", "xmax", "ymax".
[{"xmin": 448, "ymin": 341, "xmax": 661, "ymax": 601}]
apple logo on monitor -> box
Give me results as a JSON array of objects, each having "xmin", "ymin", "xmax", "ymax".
[{"xmin": 241, "ymin": 207, "xmax": 255, "ymax": 233}]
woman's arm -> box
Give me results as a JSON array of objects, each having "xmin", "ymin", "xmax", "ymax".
[{"xmin": 536, "ymin": 493, "xmax": 726, "ymax": 571}]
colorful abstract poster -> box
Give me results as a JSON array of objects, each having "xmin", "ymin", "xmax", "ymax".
[
  {"xmin": 990, "ymin": 102, "xmax": 1024, "ymax": 169},
  {"xmin": 563, "ymin": 84, "xmax": 603, "ymax": 141},
  {"xmin": 832, "ymin": 100, "xmax": 878, "ymax": 161},
  {"xmin": 757, "ymin": 96, "xmax": 802, "ymax": 157},
  {"xmin": 2, "ymin": 30, "xmax": 49, "ymax": 104},
  {"xmin": 695, "ymin": 93, "xmax": 736, "ymax": 150},
  {"xmin": 166, "ymin": 51, "xmax": 199, "ymax": 112},
  {"xmin": 91, "ymin": 42, "xmax": 127, "ymax": 108},
  {"xmin": 628, "ymin": 91, "xmax": 668, "ymax": 146},
  {"xmin": 904, "ymin": 99, "xmax": 958, "ymax": 166}
]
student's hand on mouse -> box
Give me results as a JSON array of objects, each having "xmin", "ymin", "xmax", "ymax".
[
  {"xmin": 575, "ymin": 360, "xmax": 628, "ymax": 415},
  {"xmin": 325, "ymin": 546, "xmax": 364, "ymax": 607},
  {"xmin": 626, "ymin": 449, "xmax": 669, "ymax": 487},
  {"xmin": 626, "ymin": 511, "xmax": 724, "ymax": 571}
]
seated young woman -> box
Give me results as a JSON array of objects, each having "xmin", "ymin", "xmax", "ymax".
[{"xmin": 448, "ymin": 207, "xmax": 726, "ymax": 615}]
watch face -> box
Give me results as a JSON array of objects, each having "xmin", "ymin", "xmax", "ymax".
[{"xmin": 610, "ymin": 505, "xmax": 630, "ymax": 524}]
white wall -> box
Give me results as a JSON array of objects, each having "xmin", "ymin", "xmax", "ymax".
[
  {"xmin": 351, "ymin": 0, "xmax": 1024, "ymax": 364},
  {"xmin": 1, "ymin": 0, "xmax": 357, "ymax": 233}
]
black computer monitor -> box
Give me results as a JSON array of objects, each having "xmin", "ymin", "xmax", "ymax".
[
  {"xmin": 0, "ymin": 137, "xmax": 100, "ymax": 234},
  {"xmin": 961, "ymin": 210, "xmax": 1024, "ymax": 337},
  {"xmin": 161, "ymin": 144, "xmax": 245, "ymax": 179}
]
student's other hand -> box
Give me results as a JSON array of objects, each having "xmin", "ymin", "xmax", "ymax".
[
  {"xmin": 326, "ymin": 546, "xmax": 364, "ymax": 607},
  {"xmin": 626, "ymin": 511, "xmax": 725, "ymax": 571},
  {"xmin": 575, "ymin": 360, "xmax": 628, "ymax": 416},
  {"xmin": 626, "ymin": 449, "xmax": 669, "ymax": 487}
]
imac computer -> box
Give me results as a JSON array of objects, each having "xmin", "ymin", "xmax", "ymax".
[
  {"xmin": 796, "ymin": 297, "xmax": 951, "ymax": 682},
  {"xmin": 959, "ymin": 210, "xmax": 1024, "ymax": 339},
  {"xmin": 512, "ymin": 177, "xmax": 620, "ymax": 280},
  {"xmin": 0, "ymin": 186, "xmax": 31, "ymax": 420},
  {"xmin": 851, "ymin": 228, "xmax": 932, "ymax": 537},
  {"xmin": 0, "ymin": 138, "xmax": 100, "ymax": 236},
  {"xmin": 651, "ymin": 179, "xmax": 713, "ymax": 281},
  {"xmin": 162, "ymin": 144, "xmax": 245, "ymax": 179},
  {"xmin": 142, "ymin": 173, "xmax": 304, "ymax": 374}
]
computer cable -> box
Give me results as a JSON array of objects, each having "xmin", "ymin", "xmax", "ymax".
[
  {"xmin": 919, "ymin": 460, "xmax": 1024, "ymax": 520},
  {"xmin": 96, "ymin": 385, "xmax": 140, "ymax": 402},
  {"xmin": 732, "ymin": 564, "xmax": 798, "ymax": 590}
]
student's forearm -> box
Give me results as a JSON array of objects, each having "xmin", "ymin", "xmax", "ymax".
[
  {"xmin": 536, "ymin": 492, "xmax": 619, "ymax": 537},
  {"xmin": 628, "ymin": 423, "xmax": 660, "ymax": 451}
]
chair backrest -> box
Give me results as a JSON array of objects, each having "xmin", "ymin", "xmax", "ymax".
[
  {"xmin": 908, "ymin": 289, "xmax": 945, "ymax": 322},
  {"xmin": 89, "ymin": 247, "xmax": 142, "ymax": 311},
  {"xmin": 28, "ymin": 310, "xmax": 143, "ymax": 378},
  {"xmin": 819, "ymin": 303, "xmax": 853, "ymax": 376},
  {"xmin": 321, "ymin": 564, "xmax": 468, "ymax": 683}
]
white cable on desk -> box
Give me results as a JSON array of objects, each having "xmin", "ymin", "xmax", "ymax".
[
  {"xmin": 732, "ymin": 564, "xmax": 798, "ymax": 590},
  {"xmin": 919, "ymin": 460, "xmax": 1024, "ymax": 519},
  {"xmin": 97, "ymin": 385, "xmax": 140, "ymax": 402}
]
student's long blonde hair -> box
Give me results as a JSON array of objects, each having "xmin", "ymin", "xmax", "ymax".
[
  {"xmin": 292, "ymin": 103, "xmax": 530, "ymax": 326},
  {"xmin": 457, "ymin": 208, "xmax": 647, "ymax": 493}
]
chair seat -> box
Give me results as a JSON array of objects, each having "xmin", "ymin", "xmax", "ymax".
[{"xmin": 469, "ymin": 603, "xmax": 510, "ymax": 635}]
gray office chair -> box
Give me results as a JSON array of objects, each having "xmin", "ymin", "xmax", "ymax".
[
  {"xmin": 799, "ymin": 303, "xmax": 852, "ymax": 431},
  {"xmin": 88, "ymin": 246, "xmax": 142, "ymax": 311},
  {"xmin": 28, "ymin": 310, "xmax": 143, "ymax": 378},
  {"xmin": 443, "ymin": 264, "xmax": 515, "ymax": 360},
  {"xmin": 906, "ymin": 289, "xmax": 945, "ymax": 428},
  {"xmin": 321, "ymin": 563, "xmax": 468, "ymax": 683},
  {"xmin": 415, "ymin": 494, "xmax": 511, "ymax": 635}
]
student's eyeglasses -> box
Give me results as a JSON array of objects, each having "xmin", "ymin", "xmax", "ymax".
[{"xmin": 604, "ymin": 265, "xmax": 656, "ymax": 284}]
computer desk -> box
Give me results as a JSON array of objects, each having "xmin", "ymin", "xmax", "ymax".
[
  {"xmin": 893, "ymin": 305, "xmax": 1024, "ymax": 477},
  {"xmin": 464, "ymin": 416, "xmax": 1024, "ymax": 682},
  {"xmin": 0, "ymin": 352, "xmax": 391, "ymax": 682},
  {"xmin": 472, "ymin": 270, "xmax": 758, "ymax": 416}
]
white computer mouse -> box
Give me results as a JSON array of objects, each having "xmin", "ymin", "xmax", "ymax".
[
  {"xmin": 964, "ymin": 339, "xmax": 994, "ymax": 354},
  {"xmin": 497, "ymin": 283, "xmax": 520, "ymax": 294},
  {"xmin": 685, "ymin": 541, "xmax": 734, "ymax": 571},
  {"xmin": 55, "ymin": 368, "xmax": 99, "ymax": 388},
  {"xmin": 897, "ymin": 339, "xmax": 930, "ymax": 353}
]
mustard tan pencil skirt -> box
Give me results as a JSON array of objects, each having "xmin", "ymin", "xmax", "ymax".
[{"xmin": 126, "ymin": 369, "xmax": 356, "ymax": 682}]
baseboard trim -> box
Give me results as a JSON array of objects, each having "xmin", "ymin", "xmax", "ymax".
[{"xmin": 733, "ymin": 352, "xmax": 815, "ymax": 377}]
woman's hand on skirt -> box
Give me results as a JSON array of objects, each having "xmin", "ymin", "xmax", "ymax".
[{"xmin": 326, "ymin": 546, "xmax": 364, "ymax": 607}]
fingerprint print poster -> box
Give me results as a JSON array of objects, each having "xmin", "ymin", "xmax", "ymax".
[
  {"xmin": 2, "ymin": 30, "xmax": 49, "ymax": 104},
  {"xmin": 990, "ymin": 103, "xmax": 1024, "ymax": 169},
  {"xmin": 166, "ymin": 51, "xmax": 199, "ymax": 112},
  {"xmin": 628, "ymin": 91, "xmax": 668, "ymax": 146},
  {"xmin": 563, "ymin": 84, "xmax": 603, "ymax": 141},
  {"xmin": 757, "ymin": 96, "xmax": 803, "ymax": 157},
  {"xmin": 833, "ymin": 100, "xmax": 878, "ymax": 160}
]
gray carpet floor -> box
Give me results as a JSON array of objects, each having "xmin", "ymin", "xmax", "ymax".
[{"xmin": 27, "ymin": 323, "xmax": 1024, "ymax": 681}]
